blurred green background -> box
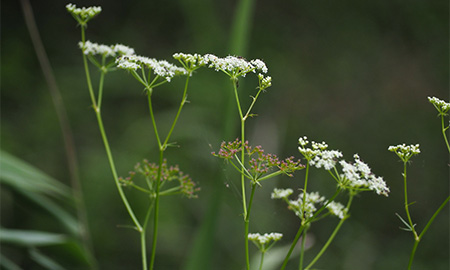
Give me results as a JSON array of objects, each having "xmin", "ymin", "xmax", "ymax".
[{"xmin": 1, "ymin": 0, "xmax": 449, "ymax": 269}]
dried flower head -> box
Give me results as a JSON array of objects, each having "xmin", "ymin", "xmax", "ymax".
[{"xmin": 119, "ymin": 159, "xmax": 200, "ymax": 198}]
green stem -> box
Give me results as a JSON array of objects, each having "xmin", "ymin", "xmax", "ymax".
[
  {"xmin": 149, "ymin": 150, "xmax": 164, "ymax": 270},
  {"xmin": 280, "ymin": 224, "xmax": 305, "ymax": 270},
  {"xmin": 301, "ymin": 162, "xmax": 310, "ymax": 220},
  {"xmin": 80, "ymin": 28, "xmax": 141, "ymax": 232},
  {"xmin": 163, "ymin": 75, "xmax": 190, "ymax": 146},
  {"xmin": 403, "ymin": 162, "xmax": 419, "ymax": 240},
  {"xmin": 245, "ymin": 184, "xmax": 257, "ymax": 270},
  {"xmin": 299, "ymin": 226, "xmax": 308, "ymax": 270},
  {"xmin": 259, "ymin": 251, "xmax": 265, "ymax": 270},
  {"xmin": 147, "ymin": 92, "xmax": 162, "ymax": 148},
  {"xmin": 441, "ymin": 115, "xmax": 450, "ymax": 154},
  {"xmin": 304, "ymin": 194, "xmax": 354, "ymax": 270}
]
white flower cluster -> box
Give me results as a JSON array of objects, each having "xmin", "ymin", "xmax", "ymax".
[
  {"xmin": 248, "ymin": 232, "xmax": 283, "ymax": 244},
  {"xmin": 258, "ymin": 73, "xmax": 272, "ymax": 89},
  {"xmin": 325, "ymin": 201, "xmax": 346, "ymax": 219},
  {"xmin": 388, "ymin": 143, "xmax": 420, "ymax": 162},
  {"xmin": 310, "ymin": 150, "xmax": 343, "ymax": 170},
  {"xmin": 298, "ymin": 136, "xmax": 330, "ymax": 161},
  {"xmin": 271, "ymin": 188, "xmax": 293, "ymax": 199},
  {"xmin": 203, "ymin": 54, "xmax": 268, "ymax": 76},
  {"xmin": 289, "ymin": 192, "xmax": 325, "ymax": 219},
  {"xmin": 66, "ymin": 3, "xmax": 101, "ymax": 20},
  {"xmin": 428, "ymin": 96, "xmax": 450, "ymax": 113},
  {"xmin": 116, "ymin": 55, "xmax": 187, "ymax": 82},
  {"xmin": 339, "ymin": 154, "xmax": 390, "ymax": 196},
  {"xmin": 173, "ymin": 53, "xmax": 208, "ymax": 71},
  {"xmin": 79, "ymin": 41, "xmax": 135, "ymax": 57}
]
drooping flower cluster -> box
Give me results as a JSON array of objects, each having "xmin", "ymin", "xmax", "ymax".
[
  {"xmin": 338, "ymin": 154, "xmax": 390, "ymax": 196},
  {"xmin": 248, "ymin": 232, "xmax": 283, "ymax": 252},
  {"xmin": 388, "ymin": 144, "xmax": 421, "ymax": 163},
  {"xmin": 272, "ymin": 189, "xmax": 347, "ymax": 220},
  {"xmin": 66, "ymin": 3, "xmax": 101, "ymax": 25},
  {"xmin": 428, "ymin": 96, "xmax": 450, "ymax": 116},
  {"xmin": 116, "ymin": 55, "xmax": 188, "ymax": 82},
  {"xmin": 212, "ymin": 139, "xmax": 304, "ymax": 181},
  {"xmin": 79, "ymin": 41, "xmax": 135, "ymax": 57},
  {"xmin": 119, "ymin": 159, "xmax": 200, "ymax": 199}
]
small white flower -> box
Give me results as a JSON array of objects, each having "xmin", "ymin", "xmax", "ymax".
[
  {"xmin": 326, "ymin": 201, "xmax": 346, "ymax": 219},
  {"xmin": 428, "ymin": 96, "xmax": 450, "ymax": 113},
  {"xmin": 204, "ymin": 54, "xmax": 268, "ymax": 77},
  {"xmin": 248, "ymin": 232, "xmax": 283, "ymax": 244},
  {"xmin": 116, "ymin": 55, "xmax": 187, "ymax": 81},
  {"xmin": 271, "ymin": 188, "xmax": 293, "ymax": 199},
  {"xmin": 310, "ymin": 150, "xmax": 343, "ymax": 170},
  {"xmin": 79, "ymin": 41, "xmax": 135, "ymax": 58},
  {"xmin": 66, "ymin": 3, "xmax": 102, "ymax": 22},
  {"xmin": 388, "ymin": 143, "xmax": 420, "ymax": 163}
]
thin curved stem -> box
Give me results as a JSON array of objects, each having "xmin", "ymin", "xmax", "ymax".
[
  {"xmin": 304, "ymin": 194, "xmax": 353, "ymax": 270},
  {"xmin": 441, "ymin": 115, "xmax": 450, "ymax": 154}
]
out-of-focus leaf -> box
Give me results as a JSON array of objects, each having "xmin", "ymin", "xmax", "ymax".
[
  {"xmin": 0, "ymin": 253, "xmax": 23, "ymax": 270},
  {"xmin": 0, "ymin": 150, "xmax": 71, "ymax": 198},
  {"xmin": 29, "ymin": 248, "xmax": 67, "ymax": 270},
  {"xmin": 19, "ymin": 190, "xmax": 80, "ymax": 236},
  {"xmin": 0, "ymin": 228, "xmax": 69, "ymax": 247}
]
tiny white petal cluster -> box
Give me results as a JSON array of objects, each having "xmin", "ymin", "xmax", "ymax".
[
  {"xmin": 325, "ymin": 201, "xmax": 346, "ymax": 219},
  {"xmin": 79, "ymin": 41, "xmax": 135, "ymax": 57},
  {"xmin": 271, "ymin": 188, "xmax": 293, "ymax": 199},
  {"xmin": 310, "ymin": 150, "xmax": 343, "ymax": 170},
  {"xmin": 248, "ymin": 232, "xmax": 283, "ymax": 244},
  {"xmin": 428, "ymin": 96, "xmax": 450, "ymax": 113},
  {"xmin": 289, "ymin": 192, "xmax": 325, "ymax": 218},
  {"xmin": 66, "ymin": 3, "xmax": 101, "ymax": 19},
  {"xmin": 388, "ymin": 143, "xmax": 420, "ymax": 163},
  {"xmin": 339, "ymin": 154, "xmax": 390, "ymax": 196},
  {"xmin": 173, "ymin": 53, "xmax": 208, "ymax": 68},
  {"xmin": 298, "ymin": 136, "xmax": 330, "ymax": 161},
  {"xmin": 203, "ymin": 54, "xmax": 268, "ymax": 77},
  {"xmin": 116, "ymin": 55, "xmax": 187, "ymax": 81},
  {"xmin": 258, "ymin": 73, "xmax": 272, "ymax": 89}
]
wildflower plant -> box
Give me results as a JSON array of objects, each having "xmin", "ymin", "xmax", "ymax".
[
  {"xmin": 278, "ymin": 136, "xmax": 389, "ymax": 270},
  {"xmin": 388, "ymin": 96, "xmax": 450, "ymax": 270},
  {"xmin": 208, "ymin": 54, "xmax": 302, "ymax": 269},
  {"xmin": 67, "ymin": 4, "xmax": 200, "ymax": 270}
]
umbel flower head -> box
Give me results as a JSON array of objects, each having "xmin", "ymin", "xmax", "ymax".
[
  {"xmin": 66, "ymin": 3, "xmax": 101, "ymax": 25},
  {"xmin": 298, "ymin": 136, "xmax": 342, "ymax": 169},
  {"xmin": 173, "ymin": 53, "xmax": 208, "ymax": 73},
  {"xmin": 428, "ymin": 96, "xmax": 450, "ymax": 116},
  {"xmin": 388, "ymin": 144, "xmax": 420, "ymax": 163},
  {"xmin": 203, "ymin": 54, "xmax": 271, "ymax": 89},
  {"xmin": 271, "ymin": 189, "xmax": 347, "ymax": 220},
  {"xmin": 248, "ymin": 232, "xmax": 283, "ymax": 252},
  {"xmin": 79, "ymin": 41, "xmax": 135, "ymax": 58},
  {"xmin": 338, "ymin": 154, "xmax": 390, "ymax": 196},
  {"xmin": 116, "ymin": 55, "xmax": 188, "ymax": 82}
]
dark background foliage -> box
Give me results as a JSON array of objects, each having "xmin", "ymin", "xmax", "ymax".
[{"xmin": 1, "ymin": 0, "xmax": 449, "ymax": 269}]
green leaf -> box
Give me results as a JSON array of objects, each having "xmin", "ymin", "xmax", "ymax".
[
  {"xmin": 0, "ymin": 150, "xmax": 71, "ymax": 198},
  {"xmin": 29, "ymin": 248, "xmax": 67, "ymax": 270},
  {"xmin": 0, "ymin": 228, "xmax": 69, "ymax": 247}
]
